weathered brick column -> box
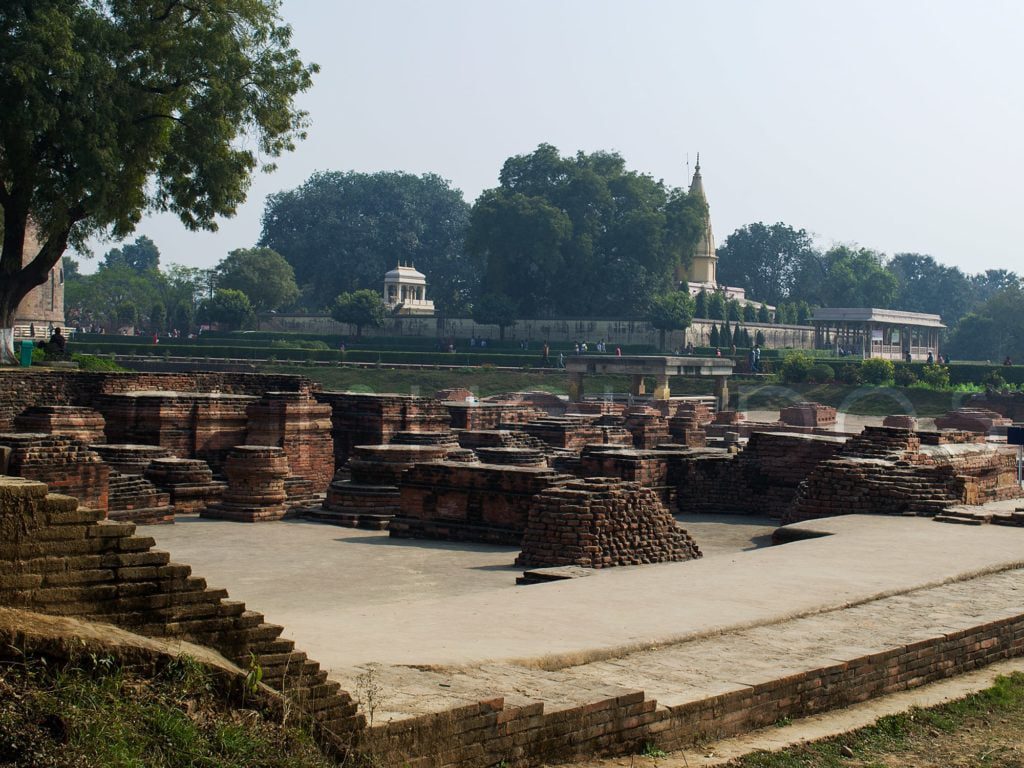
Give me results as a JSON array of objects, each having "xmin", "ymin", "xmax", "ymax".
[{"xmin": 201, "ymin": 446, "xmax": 290, "ymax": 522}]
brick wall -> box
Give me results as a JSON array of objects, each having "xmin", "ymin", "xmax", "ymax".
[
  {"xmin": 0, "ymin": 370, "xmax": 314, "ymax": 431},
  {"xmin": 359, "ymin": 614, "xmax": 1024, "ymax": 768},
  {"xmin": 0, "ymin": 476, "xmax": 361, "ymax": 743}
]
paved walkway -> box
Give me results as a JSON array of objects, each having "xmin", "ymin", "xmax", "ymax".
[
  {"xmin": 348, "ymin": 567, "xmax": 1024, "ymax": 722},
  {"xmin": 151, "ymin": 514, "xmax": 1024, "ymax": 725}
]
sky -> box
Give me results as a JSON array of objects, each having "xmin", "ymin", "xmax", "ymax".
[{"xmin": 84, "ymin": 0, "xmax": 1024, "ymax": 276}]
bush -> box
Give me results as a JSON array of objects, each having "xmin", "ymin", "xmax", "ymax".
[
  {"xmin": 269, "ymin": 339, "xmax": 328, "ymax": 350},
  {"xmin": 893, "ymin": 363, "xmax": 918, "ymax": 387},
  {"xmin": 72, "ymin": 354, "xmax": 128, "ymax": 372},
  {"xmin": 31, "ymin": 346, "xmax": 45, "ymax": 364},
  {"xmin": 983, "ymin": 369, "xmax": 1009, "ymax": 391},
  {"xmin": 860, "ymin": 357, "xmax": 895, "ymax": 386},
  {"xmin": 807, "ymin": 363, "xmax": 836, "ymax": 384},
  {"xmin": 919, "ymin": 363, "xmax": 951, "ymax": 390},
  {"xmin": 779, "ymin": 351, "xmax": 815, "ymax": 383},
  {"xmin": 838, "ymin": 363, "xmax": 863, "ymax": 385}
]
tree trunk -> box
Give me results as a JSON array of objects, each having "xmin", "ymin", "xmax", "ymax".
[
  {"xmin": 499, "ymin": 324, "xmax": 505, "ymax": 341},
  {"xmin": 659, "ymin": 328, "xmax": 666, "ymax": 352},
  {"xmin": 0, "ymin": 211, "xmax": 75, "ymax": 365}
]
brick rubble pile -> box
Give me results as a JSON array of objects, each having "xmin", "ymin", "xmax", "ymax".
[{"xmin": 516, "ymin": 478, "xmax": 702, "ymax": 568}]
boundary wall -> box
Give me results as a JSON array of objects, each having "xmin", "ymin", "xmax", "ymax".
[
  {"xmin": 259, "ymin": 315, "xmax": 815, "ymax": 350},
  {"xmin": 362, "ymin": 611, "xmax": 1024, "ymax": 768}
]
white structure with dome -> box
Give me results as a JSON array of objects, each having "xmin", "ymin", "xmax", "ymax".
[{"xmin": 383, "ymin": 263, "xmax": 435, "ymax": 316}]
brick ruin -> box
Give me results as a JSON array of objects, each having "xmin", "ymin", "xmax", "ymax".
[
  {"xmin": 675, "ymin": 432, "xmax": 847, "ymax": 518},
  {"xmin": 522, "ymin": 415, "xmax": 633, "ymax": 451},
  {"xmin": 143, "ymin": 458, "xmax": 226, "ymax": 514},
  {"xmin": 445, "ymin": 401, "xmax": 548, "ymax": 430},
  {"xmin": 13, "ymin": 405, "xmax": 106, "ymax": 444},
  {"xmin": 516, "ymin": 478, "xmax": 702, "ymax": 569},
  {"xmin": 95, "ymin": 391, "xmax": 254, "ymax": 472},
  {"xmin": 0, "ymin": 433, "xmax": 110, "ymax": 512},
  {"xmin": 245, "ymin": 391, "xmax": 334, "ymax": 494},
  {"xmin": 308, "ymin": 444, "xmax": 453, "ymax": 529},
  {"xmin": 784, "ymin": 427, "xmax": 1023, "ymax": 523},
  {"xmin": 0, "ymin": 476, "xmax": 361, "ymax": 741},
  {"xmin": 313, "ymin": 391, "xmax": 451, "ymax": 468},
  {"xmin": 934, "ymin": 407, "xmax": 1013, "ymax": 436},
  {"xmin": 578, "ymin": 445, "xmax": 683, "ymax": 510},
  {"xmin": 202, "ymin": 446, "xmax": 291, "ymax": 523},
  {"xmin": 391, "ymin": 462, "xmax": 573, "ymax": 544}
]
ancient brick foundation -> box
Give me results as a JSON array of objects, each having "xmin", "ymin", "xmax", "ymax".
[
  {"xmin": 144, "ymin": 458, "xmax": 226, "ymax": 514},
  {"xmin": 578, "ymin": 446, "xmax": 684, "ymax": 510},
  {"xmin": 0, "ymin": 476, "xmax": 361, "ymax": 740},
  {"xmin": 201, "ymin": 446, "xmax": 291, "ymax": 522},
  {"xmin": 675, "ymin": 432, "xmax": 848, "ymax": 518},
  {"xmin": 622, "ymin": 407, "xmax": 671, "ymax": 449},
  {"xmin": 779, "ymin": 402, "xmax": 837, "ymax": 429},
  {"xmin": 13, "ymin": 405, "xmax": 107, "ymax": 444},
  {"xmin": 245, "ymin": 391, "xmax": 334, "ymax": 493},
  {"xmin": 0, "ymin": 433, "xmax": 110, "ymax": 512},
  {"xmin": 785, "ymin": 427, "xmax": 1024, "ymax": 523},
  {"xmin": 106, "ymin": 472, "xmax": 174, "ymax": 525},
  {"xmin": 314, "ymin": 392, "xmax": 451, "ymax": 469},
  {"xmin": 516, "ymin": 478, "xmax": 702, "ymax": 568},
  {"xmin": 307, "ymin": 444, "xmax": 451, "ymax": 529},
  {"xmin": 95, "ymin": 391, "xmax": 255, "ymax": 472},
  {"xmin": 391, "ymin": 462, "xmax": 572, "ymax": 544},
  {"xmin": 523, "ymin": 416, "xmax": 633, "ymax": 451},
  {"xmin": 446, "ymin": 402, "xmax": 546, "ymax": 431},
  {"xmin": 91, "ymin": 443, "xmax": 173, "ymax": 475},
  {"xmin": 0, "ymin": 370, "xmax": 315, "ymax": 432},
  {"xmin": 934, "ymin": 407, "xmax": 1013, "ymax": 435}
]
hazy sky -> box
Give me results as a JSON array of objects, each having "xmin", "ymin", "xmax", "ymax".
[{"xmin": 84, "ymin": 0, "xmax": 1024, "ymax": 276}]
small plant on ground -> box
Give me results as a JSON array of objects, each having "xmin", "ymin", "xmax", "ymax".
[{"xmin": 640, "ymin": 741, "xmax": 667, "ymax": 758}]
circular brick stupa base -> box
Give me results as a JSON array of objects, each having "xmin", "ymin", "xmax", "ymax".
[
  {"xmin": 144, "ymin": 457, "xmax": 226, "ymax": 515},
  {"xmin": 304, "ymin": 444, "xmax": 449, "ymax": 529},
  {"xmin": 91, "ymin": 444, "xmax": 172, "ymax": 475},
  {"xmin": 201, "ymin": 446, "xmax": 290, "ymax": 522},
  {"xmin": 516, "ymin": 477, "xmax": 702, "ymax": 569}
]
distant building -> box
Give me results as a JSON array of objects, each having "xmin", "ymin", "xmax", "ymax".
[
  {"xmin": 811, "ymin": 307, "xmax": 944, "ymax": 360},
  {"xmin": 676, "ymin": 157, "xmax": 753, "ymax": 305},
  {"xmin": 383, "ymin": 263, "xmax": 435, "ymax": 316},
  {"xmin": 14, "ymin": 226, "xmax": 65, "ymax": 338}
]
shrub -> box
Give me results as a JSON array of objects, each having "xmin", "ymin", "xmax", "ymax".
[
  {"xmin": 838, "ymin": 363, "xmax": 863, "ymax": 386},
  {"xmin": 983, "ymin": 369, "xmax": 1008, "ymax": 391},
  {"xmin": 894, "ymin": 364, "xmax": 918, "ymax": 387},
  {"xmin": 779, "ymin": 351, "xmax": 815, "ymax": 383},
  {"xmin": 860, "ymin": 357, "xmax": 895, "ymax": 386},
  {"xmin": 31, "ymin": 346, "xmax": 45, "ymax": 364},
  {"xmin": 807, "ymin": 363, "xmax": 835, "ymax": 384},
  {"xmin": 919, "ymin": 363, "xmax": 951, "ymax": 390}
]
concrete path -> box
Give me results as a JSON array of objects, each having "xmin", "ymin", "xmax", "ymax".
[{"xmin": 151, "ymin": 515, "xmax": 1024, "ymax": 673}]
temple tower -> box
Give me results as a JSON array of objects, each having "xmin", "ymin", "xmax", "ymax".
[{"xmin": 677, "ymin": 154, "xmax": 717, "ymax": 288}]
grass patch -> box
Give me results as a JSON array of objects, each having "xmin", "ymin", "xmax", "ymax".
[
  {"xmin": 0, "ymin": 655, "xmax": 336, "ymax": 768},
  {"xmin": 735, "ymin": 382, "xmax": 968, "ymax": 417},
  {"xmin": 726, "ymin": 671, "xmax": 1024, "ymax": 767}
]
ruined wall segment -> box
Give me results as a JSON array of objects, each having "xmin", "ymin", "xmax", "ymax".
[{"xmin": 0, "ymin": 476, "xmax": 361, "ymax": 739}]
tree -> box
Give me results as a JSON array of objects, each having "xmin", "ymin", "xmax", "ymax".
[
  {"xmin": 707, "ymin": 291, "xmax": 726, "ymax": 321},
  {"xmin": 947, "ymin": 287, "xmax": 1024, "ymax": 363},
  {"xmin": 887, "ymin": 253, "xmax": 973, "ymax": 326},
  {"xmin": 330, "ymin": 289, "xmax": 386, "ymax": 337},
  {"xmin": 742, "ymin": 303, "xmax": 757, "ymax": 322},
  {"xmin": 200, "ymin": 289, "xmax": 254, "ymax": 331},
  {"xmin": 471, "ymin": 293, "xmax": 519, "ymax": 340},
  {"xmin": 467, "ymin": 144, "xmax": 707, "ymax": 317},
  {"xmin": 647, "ymin": 291, "xmax": 695, "ymax": 351},
  {"xmin": 101, "ymin": 236, "xmax": 160, "ymax": 274},
  {"xmin": 215, "ymin": 247, "xmax": 298, "ymax": 312},
  {"xmin": 717, "ymin": 223, "xmax": 819, "ymax": 305},
  {"xmin": 727, "ymin": 298, "xmax": 741, "ymax": 321},
  {"xmin": 694, "ymin": 289, "xmax": 708, "ymax": 319},
  {"xmin": 755, "ymin": 329, "xmax": 766, "ymax": 347},
  {"xmin": 797, "ymin": 246, "xmax": 897, "ymax": 308},
  {"xmin": 64, "ymin": 264, "xmax": 161, "ymax": 331},
  {"xmin": 757, "ymin": 304, "xmax": 770, "ymax": 323},
  {"xmin": 0, "ymin": 1, "xmax": 316, "ymax": 363},
  {"xmin": 261, "ymin": 171, "xmax": 473, "ymax": 314},
  {"xmin": 709, "ymin": 324, "xmax": 720, "ymax": 348}
]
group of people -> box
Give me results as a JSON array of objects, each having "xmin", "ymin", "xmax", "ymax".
[{"xmin": 905, "ymin": 350, "xmax": 949, "ymax": 365}]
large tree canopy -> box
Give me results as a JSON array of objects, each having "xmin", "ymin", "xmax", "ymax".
[
  {"xmin": 887, "ymin": 253, "xmax": 974, "ymax": 326},
  {"xmin": 260, "ymin": 171, "xmax": 473, "ymax": 315},
  {"xmin": 0, "ymin": 0, "xmax": 316, "ymax": 361},
  {"xmin": 716, "ymin": 222, "xmax": 818, "ymax": 305},
  {"xmin": 215, "ymin": 247, "xmax": 298, "ymax": 312},
  {"xmin": 467, "ymin": 144, "xmax": 706, "ymax": 318},
  {"xmin": 101, "ymin": 235, "xmax": 160, "ymax": 274}
]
